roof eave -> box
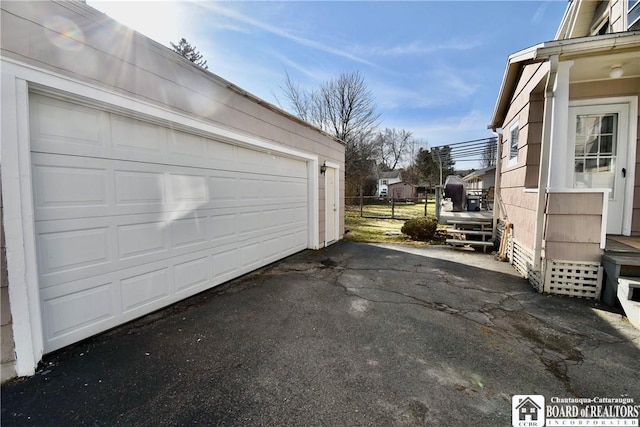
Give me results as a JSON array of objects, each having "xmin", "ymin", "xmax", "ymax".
[{"xmin": 488, "ymin": 32, "xmax": 640, "ymax": 130}]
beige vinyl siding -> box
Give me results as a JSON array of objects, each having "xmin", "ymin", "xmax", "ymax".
[
  {"xmin": 499, "ymin": 63, "xmax": 548, "ymax": 249},
  {"xmin": 570, "ymin": 77, "xmax": 640, "ymax": 235},
  {"xmin": 544, "ymin": 192, "xmax": 604, "ymax": 262}
]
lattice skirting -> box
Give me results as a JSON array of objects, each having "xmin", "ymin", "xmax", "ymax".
[
  {"xmin": 496, "ymin": 221, "xmax": 602, "ymax": 299},
  {"xmin": 507, "ymin": 237, "xmax": 544, "ymax": 292},
  {"xmin": 543, "ymin": 259, "xmax": 603, "ymax": 300}
]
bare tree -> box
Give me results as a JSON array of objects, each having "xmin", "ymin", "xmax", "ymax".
[
  {"xmin": 374, "ymin": 128, "xmax": 415, "ymax": 171},
  {"xmin": 481, "ymin": 137, "xmax": 498, "ymax": 168},
  {"xmin": 281, "ymin": 71, "xmax": 380, "ymax": 196},
  {"xmin": 170, "ymin": 38, "xmax": 208, "ymax": 69}
]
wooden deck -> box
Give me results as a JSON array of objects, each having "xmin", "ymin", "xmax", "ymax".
[
  {"xmin": 606, "ymin": 236, "xmax": 640, "ymax": 253},
  {"xmin": 437, "ymin": 210, "xmax": 493, "ymax": 225}
]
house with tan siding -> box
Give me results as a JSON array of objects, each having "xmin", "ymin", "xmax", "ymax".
[{"xmin": 489, "ymin": 0, "xmax": 640, "ymax": 327}]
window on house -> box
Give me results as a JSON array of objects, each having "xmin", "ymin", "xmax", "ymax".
[
  {"xmin": 509, "ymin": 122, "xmax": 519, "ymax": 165},
  {"xmin": 574, "ymin": 113, "xmax": 618, "ymax": 198},
  {"xmin": 382, "ymin": 179, "xmax": 388, "ymax": 185},
  {"xmin": 629, "ymin": 0, "xmax": 640, "ymax": 30}
]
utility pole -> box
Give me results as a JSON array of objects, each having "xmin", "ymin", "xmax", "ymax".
[{"xmin": 432, "ymin": 149, "xmax": 443, "ymax": 185}]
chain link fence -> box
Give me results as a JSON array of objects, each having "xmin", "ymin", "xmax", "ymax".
[{"xmin": 345, "ymin": 196, "xmax": 436, "ymax": 220}]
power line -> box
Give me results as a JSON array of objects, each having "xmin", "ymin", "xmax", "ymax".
[{"xmin": 431, "ymin": 137, "xmax": 496, "ymax": 149}]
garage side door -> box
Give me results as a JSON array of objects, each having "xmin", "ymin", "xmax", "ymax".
[{"xmin": 29, "ymin": 93, "xmax": 309, "ymax": 352}]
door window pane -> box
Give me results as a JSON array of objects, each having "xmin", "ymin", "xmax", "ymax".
[
  {"xmin": 574, "ymin": 113, "xmax": 618, "ymax": 198},
  {"xmin": 600, "ymin": 135, "xmax": 613, "ymax": 154},
  {"xmin": 585, "ymin": 158, "xmax": 598, "ymax": 173}
]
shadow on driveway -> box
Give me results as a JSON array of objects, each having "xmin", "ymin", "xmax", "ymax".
[{"xmin": 2, "ymin": 241, "xmax": 639, "ymax": 426}]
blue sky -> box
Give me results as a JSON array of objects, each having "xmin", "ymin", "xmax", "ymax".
[{"xmin": 89, "ymin": 1, "xmax": 568, "ymax": 166}]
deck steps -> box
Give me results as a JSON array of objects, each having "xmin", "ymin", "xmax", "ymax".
[
  {"xmin": 446, "ymin": 229, "xmax": 492, "ymax": 237},
  {"xmin": 445, "ymin": 219, "xmax": 494, "ymax": 252}
]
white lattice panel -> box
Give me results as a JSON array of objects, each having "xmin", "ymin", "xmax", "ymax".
[{"xmin": 543, "ymin": 260, "xmax": 603, "ymax": 300}]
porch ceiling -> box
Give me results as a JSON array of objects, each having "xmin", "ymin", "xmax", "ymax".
[{"xmin": 569, "ymin": 51, "xmax": 640, "ymax": 82}]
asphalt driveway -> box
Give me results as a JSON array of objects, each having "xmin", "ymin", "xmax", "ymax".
[{"xmin": 2, "ymin": 241, "xmax": 639, "ymax": 426}]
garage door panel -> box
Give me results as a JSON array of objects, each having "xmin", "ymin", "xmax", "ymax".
[
  {"xmin": 170, "ymin": 173, "xmax": 208, "ymax": 202},
  {"xmin": 117, "ymin": 221, "xmax": 169, "ymax": 260},
  {"xmin": 240, "ymin": 242, "xmax": 264, "ymax": 270},
  {"xmin": 32, "ymin": 163, "xmax": 109, "ymax": 210},
  {"xmin": 115, "ymin": 170, "xmax": 165, "ymax": 205},
  {"xmin": 41, "ymin": 281, "xmax": 116, "ymax": 346},
  {"xmin": 168, "ymin": 130, "xmax": 207, "ymax": 160},
  {"xmin": 121, "ymin": 268, "xmax": 169, "ymax": 314},
  {"xmin": 111, "ymin": 115, "xmax": 167, "ymax": 156},
  {"xmin": 282, "ymin": 229, "xmax": 308, "ymax": 253},
  {"xmin": 37, "ymin": 226, "xmax": 111, "ymax": 279},
  {"xmin": 31, "ymin": 94, "xmax": 311, "ymax": 353},
  {"xmin": 30, "ymin": 94, "xmax": 107, "ymax": 155},
  {"xmin": 174, "ymin": 257, "xmax": 209, "ymax": 293},
  {"xmin": 212, "ymin": 249, "xmax": 240, "ymax": 279},
  {"xmin": 171, "ymin": 216, "xmax": 209, "ymax": 249},
  {"xmin": 209, "ymin": 175, "xmax": 237, "ymax": 202},
  {"xmin": 211, "ymin": 214, "xmax": 237, "ymax": 244},
  {"xmin": 206, "ymin": 138, "xmax": 235, "ymax": 163}
]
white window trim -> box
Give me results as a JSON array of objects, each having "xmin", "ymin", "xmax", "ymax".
[{"xmin": 507, "ymin": 120, "xmax": 520, "ymax": 167}]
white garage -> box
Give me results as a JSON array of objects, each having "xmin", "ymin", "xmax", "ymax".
[
  {"xmin": 30, "ymin": 93, "xmax": 311, "ymax": 352},
  {"xmin": 1, "ymin": 1, "xmax": 344, "ymax": 378}
]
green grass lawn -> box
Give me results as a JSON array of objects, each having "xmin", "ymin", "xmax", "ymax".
[{"xmin": 343, "ymin": 201, "xmax": 443, "ymax": 245}]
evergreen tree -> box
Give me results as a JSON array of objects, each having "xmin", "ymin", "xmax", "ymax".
[{"xmin": 170, "ymin": 38, "xmax": 208, "ymax": 69}]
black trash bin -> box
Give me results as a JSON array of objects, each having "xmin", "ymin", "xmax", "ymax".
[{"xmin": 467, "ymin": 197, "xmax": 480, "ymax": 211}]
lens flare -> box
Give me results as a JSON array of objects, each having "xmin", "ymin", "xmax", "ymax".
[{"xmin": 44, "ymin": 16, "xmax": 84, "ymax": 51}]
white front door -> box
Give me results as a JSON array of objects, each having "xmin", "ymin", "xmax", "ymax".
[
  {"xmin": 568, "ymin": 103, "xmax": 630, "ymax": 234},
  {"xmin": 325, "ymin": 166, "xmax": 338, "ymax": 245}
]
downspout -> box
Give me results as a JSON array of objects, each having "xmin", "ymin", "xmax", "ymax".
[
  {"xmin": 533, "ymin": 54, "xmax": 559, "ymax": 270},
  {"xmin": 491, "ymin": 130, "xmax": 503, "ymax": 241}
]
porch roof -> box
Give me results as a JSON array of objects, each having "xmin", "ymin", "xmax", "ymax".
[{"xmin": 488, "ymin": 31, "xmax": 640, "ymax": 130}]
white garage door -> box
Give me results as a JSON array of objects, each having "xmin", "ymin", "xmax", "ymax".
[{"xmin": 29, "ymin": 93, "xmax": 310, "ymax": 352}]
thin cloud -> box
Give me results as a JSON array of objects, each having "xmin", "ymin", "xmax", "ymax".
[
  {"xmin": 371, "ymin": 64, "xmax": 481, "ymax": 111},
  {"xmin": 532, "ymin": 3, "xmax": 548, "ymax": 24},
  {"xmin": 267, "ymin": 50, "xmax": 332, "ymax": 83},
  {"xmin": 357, "ymin": 38, "xmax": 484, "ymax": 57},
  {"xmin": 194, "ymin": 2, "xmax": 378, "ymax": 68}
]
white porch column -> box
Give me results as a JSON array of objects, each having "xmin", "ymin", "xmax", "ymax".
[{"xmin": 548, "ymin": 60, "xmax": 574, "ymax": 189}]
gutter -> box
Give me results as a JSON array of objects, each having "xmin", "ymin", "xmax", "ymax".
[
  {"xmin": 533, "ymin": 54, "xmax": 559, "ymax": 270},
  {"xmin": 491, "ymin": 130, "xmax": 503, "ymax": 241}
]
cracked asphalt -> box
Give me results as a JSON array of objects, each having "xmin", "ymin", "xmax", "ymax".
[{"xmin": 2, "ymin": 241, "xmax": 639, "ymax": 426}]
